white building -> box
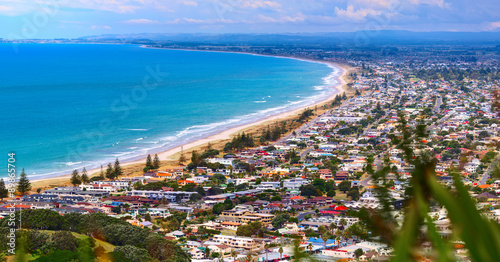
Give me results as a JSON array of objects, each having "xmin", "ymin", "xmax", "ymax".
[
  {"xmin": 257, "ymin": 182, "xmax": 281, "ymax": 190},
  {"xmin": 207, "ymin": 158, "xmax": 235, "ymax": 166},
  {"xmin": 128, "ymin": 190, "xmax": 196, "ymax": 202},
  {"xmin": 283, "ymin": 178, "xmax": 309, "ymax": 190},
  {"xmin": 322, "ymin": 249, "xmax": 355, "ymax": 259},
  {"xmin": 212, "ymin": 235, "xmax": 260, "ymax": 250},
  {"xmin": 79, "ymin": 184, "xmax": 116, "ymax": 192}
]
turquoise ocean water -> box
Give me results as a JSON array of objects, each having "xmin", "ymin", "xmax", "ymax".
[{"xmin": 0, "ymin": 43, "xmax": 339, "ymax": 179}]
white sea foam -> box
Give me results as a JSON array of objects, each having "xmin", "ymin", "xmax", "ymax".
[
  {"xmin": 65, "ymin": 161, "xmax": 82, "ymax": 166},
  {"xmin": 254, "ymin": 101, "xmax": 267, "ymax": 103}
]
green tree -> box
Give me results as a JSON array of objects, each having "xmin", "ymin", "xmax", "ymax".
[
  {"xmin": 292, "ymin": 239, "xmax": 318, "ymax": 261},
  {"xmin": 197, "ymin": 226, "xmax": 208, "ymax": 236},
  {"xmin": 300, "ymin": 184, "xmax": 319, "ymax": 198},
  {"xmin": 329, "ymin": 222, "xmax": 337, "ymax": 234},
  {"xmin": 211, "ymin": 173, "xmax": 227, "ymax": 185},
  {"xmin": 99, "ymin": 165, "xmax": 105, "ymax": 180},
  {"xmin": 191, "ymin": 151, "xmax": 202, "ymax": 167},
  {"xmin": 205, "ymin": 247, "xmax": 211, "ymax": 259},
  {"xmin": 178, "ymin": 154, "xmax": 187, "ymax": 166},
  {"xmin": 26, "ymin": 230, "xmax": 50, "ymax": 255},
  {"xmin": 231, "ymin": 250, "xmax": 237, "ymax": 261},
  {"xmin": 271, "ymin": 195, "xmax": 282, "ymax": 201},
  {"xmin": 347, "ymin": 187, "xmax": 360, "ymax": 200},
  {"xmin": 114, "ymin": 158, "xmax": 123, "ymax": 178},
  {"xmin": 0, "ymin": 209, "xmax": 67, "ymax": 230},
  {"xmin": 81, "ymin": 167, "xmax": 89, "ymax": 184},
  {"xmin": 189, "ymin": 193, "xmax": 202, "ymax": 202},
  {"xmin": 70, "ymin": 169, "xmax": 81, "ymax": 186},
  {"xmin": 212, "ymin": 199, "xmax": 233, "ymax": 214},
  {"xmin": 0, "ymin": 179, "xmax": 8, "ymax": 200},
  {"xmin": 153, "ymin": 154, "xmax": 161, "ymax": 169},
  {"xmin": 195, "ymin": 185, "xmax": 206, "ymax": 196},
  {"xmin": 236, "ymin": 222, "xmax": 263, "ymax": 237},
  {"xmin": 106, "ymin": 163, "xmax": 114, "ymax": 180},
  {"xmin": 103, "ymin": 224, "xmax": 149, "ymax": 246},
  {"xmin": 145, "ymin": 154, "xmax": 153, "ymax": 171},
  {"xmin": 285, "ymin": 150, "xmax": 301, "ymax": 164},
  {"xmin": 354, "ymin": 248, "xmax": 364, "ymax": 258},
  {"xmin": 364, "ymin": 154, "xmax": 375, "ymax": 175},
  {"xmin": 17, "ymin": 168, "xmax": 31, "ymax": 196},
  {"xmin": 112, "ymin": 206, "xmax": 121, "ymax": 214},
  {"xmin": 318, "ymin": 225, "xmax": 328, "ymax": 235},
  {"xmin": 338, "ymin": 180, "xmax": 351, "ymax": 193},
  {"xmin": 312, "ymin": 179, "xmax": 327, "ymax": 192},
  {"xmin": 322, "ymin": 232, "xmax": 332, "ymax": 249},
  {"xmin": 327, "ymin": 189, "xmax": 336, "ymax": 197},
  {"xmin": 114, "ymin": 245, "xmax": 151, "ymax": 262},
  {"xmin": 51, "ymin": 231, "xmax": 78, "ymax": 252},
  {"xmin": 145, "ymin": 234, "xmax": 190, "ymax": 261},
  {"xmin": 491, "ymin": 163, "xmax": 500, "ymax": 179},
  {"xmin": 272, "ymin": 214, "xmax": 290, "ymax": 228}
]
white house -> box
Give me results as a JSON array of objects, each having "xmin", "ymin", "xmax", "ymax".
[
  {"xmin": 321, "ymin": 249, "xmax": 355, "ymax": 259},
  {"xmin": 207, "ymin": 158, "xmax": 235, "ymax": 166}
]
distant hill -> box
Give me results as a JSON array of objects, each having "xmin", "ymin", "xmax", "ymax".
[{"xmin": 78, "ymin": 31, "xmax": 500, "ymax": 45}]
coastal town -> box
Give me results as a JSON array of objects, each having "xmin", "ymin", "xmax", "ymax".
[{"xmin": 1, "ymin": 42, "xmax": 500, "ymax": 262}]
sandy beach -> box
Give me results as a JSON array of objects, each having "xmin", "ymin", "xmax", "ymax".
[{"xmin": 30, "ymin": 53, "xmax": 351, "ymax": 189}]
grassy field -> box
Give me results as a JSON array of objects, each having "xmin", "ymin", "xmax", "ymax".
[
  {"xmin": 38, "ymin": 230, "xmax": 116, "ymax": 253},
  {"xmin": 7, "ymin": 230, "xmax": 116, "ymax": 261}
]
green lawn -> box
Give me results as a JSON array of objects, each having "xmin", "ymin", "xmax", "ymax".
[
  {"xmin": 43, "ymin": 230, "xmax": 116, "ymax": 253},
  {"xmin": 7, "ymin": 230, "xmax": 116, "ymax": 261},
  {"xmin": 333, "ymin": 194, "xmax": 349, "ymax": 201}
]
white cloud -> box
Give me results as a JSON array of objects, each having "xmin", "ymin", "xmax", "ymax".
[
  {"xmin": 306, "ymin": 15, "xmax": 339, "ymax": 24},
  {"xmin": 281, "ymin": 15, "xmax": 305, "ymax": 23},
  {"xmin": 485, "ymin": 21, "xmax": 500, "ymax": 31},
  {"xmin": 64, "ymin": 0, "xmax": 144, "ymax": 14},
  {"xmin": 123, "ymin": 19, "xmax": 160, "ymax": 24},
  {"xmin": 0, "ymin": 0, "xmax": 165, "ymax": 15},
  {"xmin": 90, "ymin": 25, "xmax": 112, "ymax": 30},
  {"xmin": 351, "ymin": 0, "xmax": 400, "ymax": 9},
  {"xmin": 242, "ymin": 1, "xmax": 281, "ymax": 9},
  {"xmin": 182, "ymin": 1, "xmax": 198, "ymax": 6},
  {"xmin": 0, "ymin": 5, "xmax": 13, "ymax": 12},
  {"xmin": 257, "ymin": 15, "xmax": 277, "ymax": 23},
  {"xmin": 410, "ymin": 0, "xmax": 449, "ymax": 8},
  {"xmin": 0, "ymin": 1, "xmax": 34, "ymax": 16},
  {"xmin": 335, "ymin": 5, "xmax": 382, "ymax": 21},
  {"xmin": 165, "ymin": 18, "xmax": 235, "ymax": 24},
  {"xmin": 491, "ymin": 21, "xmax": 500, "ymax": 28},
  {"xmin": 256, "ymin": 14, "xmax": 305, "ymax": 23}
]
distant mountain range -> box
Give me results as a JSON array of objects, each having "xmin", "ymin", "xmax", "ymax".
[{"xmin": 78, "ymin": 31, "xmax": 500, "ymax": 45}]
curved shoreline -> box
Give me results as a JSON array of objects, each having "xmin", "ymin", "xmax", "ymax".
[{"xmin": 30, "ymin": 50, "xmax": 347, "ymax": 185}]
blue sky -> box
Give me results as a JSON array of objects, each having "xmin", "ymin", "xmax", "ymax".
[{"xmin": 1, "ymin": 0, "xmax": 500, "ymax": 39}]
